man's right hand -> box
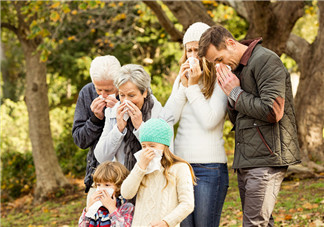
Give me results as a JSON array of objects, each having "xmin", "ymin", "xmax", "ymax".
[
  {"xmin": 90, "ymin": 97, "xmax": 107, "ymax": 120},
  {"xmin": 104, "ymin": 95, "xmax": 118, "ymax": 108}
]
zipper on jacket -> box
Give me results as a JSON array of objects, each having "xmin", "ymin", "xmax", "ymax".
[{"xmin": 256, "ymin": 126, "xmax": 274, "ymax": 155}]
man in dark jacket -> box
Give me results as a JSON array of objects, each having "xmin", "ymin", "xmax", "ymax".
[
  {"xmin": 72, "ymin": 55, "xmax": 121, "ymax": 205},
  {"xmin": 198, "ymin": 25, "xmax": 300, "ymax": 226}
]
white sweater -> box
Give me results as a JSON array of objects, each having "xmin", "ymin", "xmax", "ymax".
[
  {"xmin": 164, "ymin": 75, "xmax": 228, "ymax": 163},
  {"xmin": 121, "ymin": 163, "xmax": 194, "ymax": 227}
]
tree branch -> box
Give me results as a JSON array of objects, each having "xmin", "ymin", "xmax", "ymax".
[
  {"xmin": 163, "ymin": 1, "xmax": 215, "ymax": 30},
  {"xmin": 1, "ymin": 22, "xmax": 19, "ymax": 35},
  {"xmin": 285, "ymin": 34, "xmax": 310, "ymax": 67},
  {"xmin": 143, "ymin": 1, "xmax": 183, "ymax": 42}
]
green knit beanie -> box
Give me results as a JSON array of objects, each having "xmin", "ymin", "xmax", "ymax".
[{"xmin": 139, "ymin": 118, "xmax": 173, "ymax": 146}]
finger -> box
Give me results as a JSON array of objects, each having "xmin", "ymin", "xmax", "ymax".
[
  {"xmin": 106, "ymin": 96, "xmax": 118, "ymax": 103},
  {"xmin": 106, "ymin": 100, "xmax": 117, "ymax": 108}
]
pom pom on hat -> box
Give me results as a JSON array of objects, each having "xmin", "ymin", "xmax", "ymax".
[
  {"xmin": 183, "ymin": 22, "xmax": 210, "ymax": 46},
  {"xmin": 140, "ymin": 119, "xmax": 173, "ymax": 147}
]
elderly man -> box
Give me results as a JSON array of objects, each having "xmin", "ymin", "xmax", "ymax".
[
  {"xmin": 72, "ymin": 55, "xmax": 121, "ymax": 204},
  {"xmin": 198, "ymin": 25, "xmax": 300, "ymax": 226}
]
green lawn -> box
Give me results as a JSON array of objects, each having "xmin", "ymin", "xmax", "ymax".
[{"xmin": 1, "ymin": 161, "xmax": 323, "ymax": 226}]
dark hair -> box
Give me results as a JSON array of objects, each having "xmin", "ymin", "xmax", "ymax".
[{"xmin": 198, "ymin": 25, "xmax": 235, "ymax": 58}]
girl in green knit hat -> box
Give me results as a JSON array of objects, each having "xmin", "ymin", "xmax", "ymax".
[{"xmin": 121, "ymin": 118, "xmax": 196, "ymax": 227}]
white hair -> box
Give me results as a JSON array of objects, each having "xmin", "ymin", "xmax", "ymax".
[
  {"xmin": 90, "ymin": 55, "xmax": 121, "ymax": 82},
  {"xmin": 114, "ymin": 64, "xmax": 151, "ymax": 94}
]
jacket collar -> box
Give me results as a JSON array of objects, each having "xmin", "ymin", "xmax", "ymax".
[{"xmin": 239, "ymin": 37, "xmax": 263, "ymax": 66}]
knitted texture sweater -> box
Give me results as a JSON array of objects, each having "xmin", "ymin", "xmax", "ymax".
[
  {"xmin": 121, "ymin": 163, "xmax": 194, "ymax": 227},
  {"xmin": 164, "ymin": 75, "xmax": 228, "ymax": 163}
]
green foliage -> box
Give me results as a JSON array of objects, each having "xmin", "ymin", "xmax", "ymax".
[
  {"xmin": 223, "ymin": 120, "xmax": 235, "ymax": 153},
  {"xmin": 292, "ymin": 0, "xmax": 319, "ymax": 44},
  {"xmin": 202, "ymin": 1, "xmax": 248, "ymax": 40},
  {"xmin": 151, "ymin": 76, "xmax": 173, "ymax": 106},
  {"xmin": 0, "ymin": 31, "xmax": 26, "ymax": 102},
  {"xmin": 0, "ymin": 99, "xmax": 31, "ymax": 154},
  {"xmin": 0, "ymin": 150, "xmax": 35, "ymax": 202},
  {"xmin": 0, "ymin": 100, "xmax": 87, "ymax": 200},
  {"xmin": 50, "ymin": 105, "xmax": 87, "ymax": 177}
]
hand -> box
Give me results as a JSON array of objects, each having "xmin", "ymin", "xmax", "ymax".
[
  {"xmin": 86, "ymin": 190, "xmax": 102, "ymax": 211},
  {"xmin": 90, "ymin": 97, "xmax": 107, "ymax": 120},
  {"xmin": 188, "ymin": 58, "xmax": 202, "ymax": 86},
  {"xmin": 138, "ymin": 148, "xmax": 155, "ymax": 170},
  {"xmin": 151, "ymin": 220, "xmax": 169, "ymax": 227},
  {"xmin": 104, "ymin": 95, "xmax": 118, "ymax": 108},
  {"xmin": 216, "ymin": 63, "xmax": 240, "ymax": 96},
  {"xmin": 124, "ymin": 101, "xmax": 143, "ymax": 130},
  {"xmin": 100, "ymin": 189, "xmax": 117, "ymax": 214},
  {"xmin": 116, "ymin": 102, "xmax": 128, "ymax": 132},
  {"xmin": 179, "ymin": 62, "xmax": 190, "ymax": 87}
]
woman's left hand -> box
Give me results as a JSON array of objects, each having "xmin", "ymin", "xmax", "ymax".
[
  {"xmin": 125, "ymin": 101, "xmax": 143, "ymax": 129},
  {"xmin": 100, "ymin": 189, "xmax": 117, "ymax": 214},
  {"xmin": 151, "ymin": 220, "xmax": 169, "ymax": 227},
  {"xmin": 188, "ymin": 58, "xmax": 202, "ymax": 86}
]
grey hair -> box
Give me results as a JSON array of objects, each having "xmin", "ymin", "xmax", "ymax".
[
  {"xmin": 90, "ymin": 55, "xmax": 121, "ymax": 82},
  {"xmin": 114, "ymin": 64, "xmax": 151, "ymax": 94}
]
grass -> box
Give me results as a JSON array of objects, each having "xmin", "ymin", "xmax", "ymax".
[{"xmin": 1, "ymin": 156, "xmax": 323, "ymax": 227}]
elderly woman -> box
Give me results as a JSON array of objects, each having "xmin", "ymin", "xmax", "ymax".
[
  {"xmin": 164, "ymin": 22, "xmax": 229, "ymax": 227},
  {"xmin": 94, "ymin": 64, "xmax": 173, "ymax": 170}
]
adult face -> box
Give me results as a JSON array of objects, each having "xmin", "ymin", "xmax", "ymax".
[
  {"xmin": 93, "ymin": 79, "xmax": 117, "ymax": 98},
  {"xmin": 205, "ymin": 39, "xmax": 241, "ymax": 71},
  {"xmin": 118, "ymin": 81, "xmax": 147, "ymax": 110},
  {"xmin": 185, "ymin": 41, "xmax": 199, "ymax": 59}
]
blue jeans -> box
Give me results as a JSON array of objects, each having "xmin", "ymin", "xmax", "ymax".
[{"xmin": 181, "ymin": 163, "xmax": 229, "ymax": 227}]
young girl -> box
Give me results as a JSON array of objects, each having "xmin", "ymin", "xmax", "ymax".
[
  {"xmin": 79, "ymin": 161, "xmax": 134, "ymax": 227},
  {"xmin": 121, "ymin": 118, "xmax": 196, "ymax": 227}
]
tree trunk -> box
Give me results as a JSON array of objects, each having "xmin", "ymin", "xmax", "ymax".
[
  {"xmin": 286, "ymin": 2, "xmax": 324, "ymax": 168},
  {"xmin": 243, "ymin": 1, "xmax": 304, "ymax": 56},
  {"xmin": 20, "ymin": 38, "xmax": 71, "ymax": 203}
]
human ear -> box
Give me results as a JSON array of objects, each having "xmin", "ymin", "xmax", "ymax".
[{"xmin": 143, "ymin": 89, "xmax": 148, "ymax": 98}]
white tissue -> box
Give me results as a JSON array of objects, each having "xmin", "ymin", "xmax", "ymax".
[
  {"xmin": 122, "ymin": 100, "xmax": 131, "ymax": 121},
  {"xmin": 134, "ymin": 149, "xmax": 163, "ymax": 174},
  {"xmin": 188, "ymin": 57, "xmax": 196, "ymax": 69},
  {"xmin": 216, "ymin": 63, "xmax": 231, "ymax": 71},
  {"xmin": 99, "ymin": 94, "xmax": 116, "ymax": 101},
  {"xmin": 85, "ymin": 187, "xmax": 114, "ymax": 218}
]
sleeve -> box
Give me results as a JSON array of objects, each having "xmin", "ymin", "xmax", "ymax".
[
  {"xmin": 235, "ymin": 54, "xmax": 286, "ymax": 123},
  {"xmin": 109, "ymin": 202, "xmax": 134, "ymax": 227},
  {"xmin": 163, "ymin": 164, "xmax": 195, "ymax": 227},
  {"xmin": 121, "ymin": 163, "xmax": 147, "ymax": 200},
  {"xmin": 78, "ymin": 208, "xmax": 90, "ymax": 227},
  {"xmin": 72, "ymin": 90, "xmax": 105, "ymax": 149},
  {"xmin": 185, "ymin": 83, "xmax": 227, "ymax": 130},
  {"xmin": 94, "ymin": 109, "xmax": 126, "ymax": 163},
  {"xmin": 163, "ymin": 74, "xmax": 187, "ymax": 124}
]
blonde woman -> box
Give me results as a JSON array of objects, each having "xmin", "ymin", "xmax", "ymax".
[{"xmin": 164, "ymin": 22, "xmax": 228, "ymax": 227}]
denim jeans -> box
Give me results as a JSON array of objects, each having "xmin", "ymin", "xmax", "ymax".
[{"xmin": 181, "ymin": 163, "xmax": 229, "ymax": 227}]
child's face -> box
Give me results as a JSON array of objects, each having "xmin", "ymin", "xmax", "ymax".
[
  {"xmin": 96, "ymin": 181, "xmax": 117, "ymax": 195},
  {"xmin": 141, "ymin": 141, "xmax": 165, "ymax": 151}
]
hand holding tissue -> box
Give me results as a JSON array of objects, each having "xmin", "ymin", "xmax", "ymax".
[{"xmin": 134, "ymin": 149, "xmax": 163, "ymax": 174}]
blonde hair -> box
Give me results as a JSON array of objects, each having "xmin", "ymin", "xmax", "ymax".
[
  {"xmin": 161, "ymin": 146, "xmax": 196, "ymax": 188},
  {"xmin": 93, "ymin": 161, "xmax": 129, "ymax": 196},
  {"xmin": 179, "ymin": 49, "xmax": 216, "ymax": 99}
]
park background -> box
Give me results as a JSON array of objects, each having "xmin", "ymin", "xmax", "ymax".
[{"xmin": 1, "ymin": 1, "xmax": 323, "ymax": 226}]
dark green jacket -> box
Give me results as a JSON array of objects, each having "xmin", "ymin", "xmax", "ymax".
[{"xmin": 229, "ymin": 39, "xmax": 301, "ymax": 169}]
